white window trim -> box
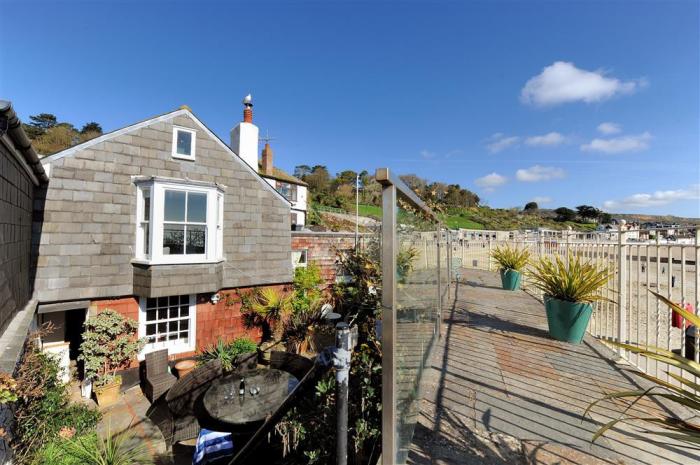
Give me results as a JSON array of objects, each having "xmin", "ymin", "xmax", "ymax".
[
  {"xmin": 135, "ymin": 178, "xmax": 225, "ymax": 265},
  {"xmin": 171, "ymin": 126, "xmax": 197, "ymax": 161},
  {"xmin": 292, "ymin": 249, "xmax": 308, "ymax": 268},
  {"xmin": 138, "ymin": 294, "xmax": 196, "ymax": 359}
]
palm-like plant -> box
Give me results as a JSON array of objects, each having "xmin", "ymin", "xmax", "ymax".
[
  {"xmin": 527, "ymin": 255, "xmax": 611, "ymax": 303},
  {"xmin": 586, "ymin": 290, "xmax": 700, "ymax": 448},
  {"xmin": 491, "ymin": 244, "xmax": 530, "ymax": 272},
  {"xmin": 63, "ymin": 430, "xmax": 153, "ymax": 465},
  {"xmin": 244, "ymin": 288, "xmax": 292, "ymax": 341}
]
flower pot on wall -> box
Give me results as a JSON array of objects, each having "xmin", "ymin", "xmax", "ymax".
[
  {"xmin": 94, "ymin": 377, "xmax": 122, "ymax": 407},
  {"xmin": 500, "ymin": 269, "xmax": 522, "ymax": 291},
  {"xmin": 544, "ymin": 297, "xmax": 592, "ymax": 344}
]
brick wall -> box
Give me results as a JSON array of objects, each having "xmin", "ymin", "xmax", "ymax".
[
  {"xmin": 0, "ymin": 140, "xmax": 35, "ymax": 332},
  {"xmin": 292, "ymin": 232, "xmax": 365, "ymax": 288}
]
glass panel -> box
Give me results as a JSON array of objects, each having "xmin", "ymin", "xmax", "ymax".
[
  {"xmin": 157, "ymin": 322, "xmax": 167, "ymax": 334},
  {"xmin": 180, "ymin": 320, "xmax": 189, "ymax": 330},
  {"xmin": 147, "ymin": 298, "xmax": 157, "ymax": 308},
  {"xmin": 187, "ymin": 193, "xmax": 207, "ymax": 223},
  {"xmin": 143, "ymin": 223, "xmax": 150, "ymax": 256},
  {"xmin": 169, "ymin": 296, "xmax": 180, "ymax": 306},
  {"xmin": 186, "ymin": 225, "xmax": 206, "ymax": 254},
  {"xmin": 146, "ymin": 311, "xmax": 156, "ymax": 322},
  {"xmin": 143, "ymin": 188, "xmax": 151, "ymax": 221},
  {"xmin": 157, "ymin": 297, "xmax": 168, "ymax": 307},
  {"xmin": 169, "ymin": 321, "xmax": 178, "ymax": 332},
  {"xmin": 146, "ymin": 324, "xmax": 156, "ymax": 336},
  {"xmin": 163, "ymin": 224, "xmax": 185, "ymax": 255},
  {"xmin": 169, "ymin": 307, "xmax": 179, "ymax": 319},
  {"xmin": 158, "ymin": 308, "xmax": 167, "ymax": 320},
  {"xmin": 176, "ymin": 130, "xmax": 192, "ymax": 156},
  {"xmin": 164, "ymin": 190, "xmax": 186, "ymax": 222},
  {"xmin": 181, "ymin": 306, "xmax": 189, "ymax": 317},
  {"xmin": 179, "ymin": 331, "xmax": 188, "ymax": 341}
]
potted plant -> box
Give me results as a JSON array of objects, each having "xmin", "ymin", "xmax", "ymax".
[
  {"xmin": 196, "ymin": 336, "xmax": 258, "ymax": 372},
  {"xmin": 527, "ymin": 255, "xmax": 611, "ymax": 343},
  {"xmin": 78, "ymin": 310, "xmax": 145, "ymax": 407},
  {"xmin": 491, "ymin": 244, "xmax": 530, "ymax": 290}
]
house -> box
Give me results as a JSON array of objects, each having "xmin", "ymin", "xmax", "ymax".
[
  {"xmin": 34, "ymin": 99, "xmax": 294, "ymax": 377},
  {"xmin": 231, "ymin": 95, "xmax": 308, "ymax": 230}
]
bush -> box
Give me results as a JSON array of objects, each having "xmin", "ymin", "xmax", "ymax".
[
  {"xmin": 34, "ymin": 431, "xmax": 153, "ymax": 465},
  {"xmin": 197, "ymin": 337, "xmax": 258, "ymax": 372},
  {"xmin": 12, "ymin": 332, "xmax": 100, "ymax": 465},
  {"xmin": 491, "ymin": 244, "xmax": 530, "ymax": 272}
]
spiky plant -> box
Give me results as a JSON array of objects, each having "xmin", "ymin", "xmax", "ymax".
[
  {"xmin": 62, "ymin": 430, "xmax": 153, "ymax": 465},
  {"xmin": 526, "ymin": 255, "xmax": 611, "ymax": 303},
  {"xmin": 586, "ymin": 290, "xmax": 700, "ymax": 448},
  {"xmin": 196, "ymin": 336, "xmax": 258, "ymax": 372},
  {"xmin": 491, "ymin": 244, "xmax": 531, "ymax": 272},
  {"xmin": 244, "ymin": 288, "xmax": 293, "ymax": 341}
]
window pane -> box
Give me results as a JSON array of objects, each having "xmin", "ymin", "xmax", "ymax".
[
  {"xmin": 163, "ymin": 224, "xmax": 185, "ymax": 255},
  {"xmin": 146, "ymin": 311, "xmax": 156, "ymax": 322},
  {"xmin": 169, "ymin": 307, "xmax": 178, "ymax": 319},
  {"xmin": 181, "ymin": 306, "xmax": 189, "ymax": 317},
  {"xmin": 187, "ymin": 193, "xmax": 207, "ymax": 223},
  {"xmin": 164, "ymin": 190, "xmax": 186, "ymax": 222},
  {"xmin": 146, "ymin": 324, "xmax": 156, "ymax": 336},
  {"xmin": 157, "ymin": 297, "xmax": 168, "ymax": 307},
  {"xmin": 180, "ymin": 320, "xmax": 189, "ymax": 330},
  {"xmin": 143, "ymin": 223, "xmax": 150, "ymax": 255},
  {"xmin": 169, "ymin": 321, "xmax": 178, "ymax": 332},
  {"xmin": 143, "ymin": 189, "xmax": 151, "ymax": 221},
  {"xmin": 186, "ymin": 225, "xmax": 206, "ymax": 254},
  {"xmin": 176, "ymin": 130, "xmax": 192, "ymax": 156},
  {"xmin": 147, "ymin": 298, "xmax": 157, "ymax": 309},
  {"xmin": 158, "ymin": 308, "xmax": 168, "ymax": 320}
]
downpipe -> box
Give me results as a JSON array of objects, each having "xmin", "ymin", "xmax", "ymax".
[{"xmin": 333, "ymin": 322, "xmax": 357, "ymax": 465}]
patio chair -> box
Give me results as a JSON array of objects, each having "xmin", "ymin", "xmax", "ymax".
[
  {"xmin": 166, "ymin": 359, "xmax": 223, "ymax": 444},
  {"xmin": 144, "ymin": 349, "xmax": 177, "ymax": 403}
]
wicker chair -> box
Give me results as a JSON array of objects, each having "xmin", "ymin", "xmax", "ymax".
[
  {"xmin": 165, "ymin": 359, "xmax": 223, "ymax": 444},
  {"xmin": 144, "ymin": 349, "xmax": 176, "ymax": 403}
]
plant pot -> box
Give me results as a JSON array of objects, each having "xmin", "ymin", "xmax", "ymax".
[
  {"xmin": 500, "ymin": 269, "xmax": 522, "ymax": 291},
  {"xmin": 544, "ymin": 297, "xmax": 592, "ymax": 344},
  {"xmin": 94, "ymin": 378, "xmax": 122, "ymax": 407},
  {"xmin": 174, "ymin": 359, "xmax": 196, "ymax": 378}
]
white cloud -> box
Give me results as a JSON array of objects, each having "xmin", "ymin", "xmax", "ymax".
[
  {"xmin": 420, "ymin": 149, "xmax": 437, "ymax": 159},
  {"xmin": 486, "ymin": 133, "xmax": 519, "ymax": 153},
  {"xmin": 475, "ymin": 172, "xmax": 507, "ymax": 192},
  {"xmin": 532, "ymin": 196, "xmax": 553, "ymax": 204},
  {"xmin": 581, "ymin": 132, "xmax": 652, "ymax": 154},
  {"xmin": 516, "ymin": 165, "xmax": 566, "ymax": 182},
  {"xmin": 520, "ymin": 61, "xmax": 644, "ymax": 107},
  {"xmin": 597, "ymin": 122, "xmax": 621, "ymax": 135},
  {"xmin": 603, "ymin": 185, "xmax": 700, "ymax": 210},
  {"xmin": 525, "ymin": 132, "xmax": 566, "ymax": 147}
]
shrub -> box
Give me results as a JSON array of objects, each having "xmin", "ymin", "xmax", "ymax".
[
  {"xmin": 79, "ymin": 310, "xmax": 145, "ymax": 388},
  {"xmin": 241, "ymin": 288, "xmax": 293, "ymax": 341},
  {"xmin": 491, "ymin": 244, "xmax": 530, "ymax": 272},
  {"xmin": 34, "ymin": 431, "xmax": 153, "ymax": 465},
  {"xmin": 396, "ymin": 245, "xmax": 419, "ymax": 282},
  {"xmin": 196, "ymin": 337, "xmax": 258, "ymax": 372},
  {"xmin": 527, "ymin": 255, "xmax": 611, "ymax": 303}
]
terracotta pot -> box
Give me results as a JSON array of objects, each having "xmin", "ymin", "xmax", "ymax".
[
  {"xmin": 175, "ymin": 359, "xmax": 196, "ymax": 378},
  {"xmin": 94, "ymin": 378, "xmax": 121, "ymax": 407}
]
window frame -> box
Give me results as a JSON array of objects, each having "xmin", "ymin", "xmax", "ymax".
[
  {"xmin": 135, "ymin": 178, "xmax": 225, "ymax": 265},
  {"xmin": 138, "ymin": 294, "xmax": 196, "ymax": 357},
  {"xmin": 292, "ymin": 249, "xmax": 308, "ymax": 268},
  {"xmin": 171, "ymin": 126, "xmax": 197, "ymax": 161}
]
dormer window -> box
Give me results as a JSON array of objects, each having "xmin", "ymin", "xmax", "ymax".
[{"xmin": 172, "ymin": 126, "xmax": 196, "ymax": 160}]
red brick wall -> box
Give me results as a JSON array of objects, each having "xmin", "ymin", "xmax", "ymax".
[
  {"xmin": 292, "ymin": 232, "xmax": 359, "ymax": 289},
  {"xmin": 92, "ymin": 283, "xmax": 290, "ymax": 361}
]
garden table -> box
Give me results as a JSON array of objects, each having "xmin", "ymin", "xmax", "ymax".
[{"xmin": 202, "ymin": 368, "xmax": 299, "ymax": 432}]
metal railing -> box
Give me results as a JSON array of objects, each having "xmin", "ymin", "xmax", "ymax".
[
  {"xmin": 376, "ymin": 168, "xmax": 450, "ymax": 465},
  {"xmin": 443, "ymin": 226, "xmax": 700, "ymax": 389}
]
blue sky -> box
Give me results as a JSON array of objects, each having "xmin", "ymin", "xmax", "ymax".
[{"xmin": 2, "ymin": 0, "xmax": 698, "ymax": 217}]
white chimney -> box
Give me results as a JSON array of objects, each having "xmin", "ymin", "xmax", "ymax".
[{"xmin": 230, "ymin": 94, "xmax": 259, "ymax": 171}]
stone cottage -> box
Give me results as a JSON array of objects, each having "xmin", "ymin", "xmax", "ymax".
[{"xmin": 34, "ymin": 100, "xmax": 294, "ymax": 369}]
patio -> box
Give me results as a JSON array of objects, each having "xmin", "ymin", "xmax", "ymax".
[{"xmin": 408, "ymin": 268, "xmax": 696, "ymax": 465}]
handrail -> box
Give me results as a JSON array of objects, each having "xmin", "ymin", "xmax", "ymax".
[{"xmin": 375, "ymin": 168, "xmax": 438, "ymax": 222}]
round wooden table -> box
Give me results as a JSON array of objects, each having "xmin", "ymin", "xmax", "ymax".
[{"xmin": 202, "ymin": 368, "xmax": 299, "ymax": 432}]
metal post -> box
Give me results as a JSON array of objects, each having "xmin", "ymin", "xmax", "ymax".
[
  {"xmin": 487, "ymin": 238, "xmax": 492, "ymax": 271},
  {"xmin": 355, "ymin": 174, "xmax": 360, "ymax": 249},
  {"xmin": 436, "ymin": 227, "xmax": 442, "ymax": 337},
  {"xmin": 334, "ymin": 323, "xmax": 353, "ymax": 465},
  {"xmin": 618, "ymin": 223, "xmax": 627, "ymax": 356},
  {"xmin": 380, "ymin": 182, "xmax": 397, "ymax": 465}
]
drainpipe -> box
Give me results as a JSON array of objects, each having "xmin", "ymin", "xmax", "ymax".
[{"xmin": 333, "ymin": 322, "xmax": 355, "ymax": 465}]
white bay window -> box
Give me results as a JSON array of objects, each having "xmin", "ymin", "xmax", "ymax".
[{"xmin": 135, "ymin": 178, "xmax": 224, "ymax": 264}]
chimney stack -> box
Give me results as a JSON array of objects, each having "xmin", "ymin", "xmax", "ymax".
[
  {"xmin": 261, "ymin": 142, "xmax": 273, "ymax": 175},
  {"xmin": 230, "ymin": 94, "xmax": 259, "ymax": 170}
]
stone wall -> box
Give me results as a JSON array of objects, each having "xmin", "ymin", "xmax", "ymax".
[
  {"xmin": 0, "ymin": 138, "xmax": 35, "ymax": 333},
  {"xmin": 35, "ymin": 110, "xmax": 293, "ymax": 303}
]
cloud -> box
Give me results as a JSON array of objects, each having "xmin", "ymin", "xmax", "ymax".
[
  {"xmin": 420, "ymin": 149, "xmax": 437, "ymax": 160},
  {"xmin": 597, "ymin": 122, "xmax": 621, "ymax": 135},
  {"xmin": 520, "ymin": 61, "xmax": 644, "ymax": 107},
  {"xmin": 516, "ymin": 165, "xmax": 566, "ymax": 182},
  {"xmin": 486, "ymin": 133, "xmax": 519, "ymax": 153},
  {"xmin": 603, "ymin": 185, "xmax": 700, "ymax": 210},
  {"xmin": 531, "ymin": 196, "xmax": 553, "ymax": 204},
  {"xmin": 475, "ymin": 172, "xmax": 507, "ymax": 192},
  {"xmin": 581, "ymin": 132, "xmax": 652, "ymax": 154},
  {"xmin": 525, "ymin": 132, "xmax": 566, "ymax": 147}
]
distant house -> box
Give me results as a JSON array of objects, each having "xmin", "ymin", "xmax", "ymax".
[{"xmin": 34, "ymin": 100, "xmax": 293, "ymax": 371}]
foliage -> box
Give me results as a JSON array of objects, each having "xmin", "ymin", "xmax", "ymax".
[
  {"xmin": 80, "ymin": 122, "xmax": 103, "ymax": 134},
  {"xmin": 554, "ymin": 207, "xmax": 578, "ymax": 222},
  {"xmin": 12, "ymin": 329, "xmax": 100, "ymax": 465},
  {"xmin": 491, "ymin": 244, "xmax": 530, "ymax": 272},
  {"xmin": 241, "ymin": 287, "xmax": 293, "ymax": 341},
  {"xmin": 0, "ymin": 372, "xmax": 18, "ymax": 404},
  {"xmin": 586, "ymin": 290, "xmax": 700, "ymax": 448},
  {"xmin": 527, "ymin": 255, "xmax": 611, "ymax": 303},
  {"xmin": 23, "ymin": 112, "xmax": 103, "ymax": 155},
  {"xmin": 35, "ymin": 430, "xmax": 153, "ymax": 465},
  {"xmin": 79, "ymin": 310, "xmax": 145, "ymax": 388},
  {"xmin": 285, "ymin": 263, "xmax": 329, "ymax": 353},
  {"xmin": 524, "ymin": 201, "xmax": 538, "ymax": 212},
  {"xmin": 396, "ymin": 245, "xmax": 419, "ymax": 282},
  {"xmin": 576, "ymin": 205, "xmax": 601, "ymax": 222},
  {"xmin": 196, "ymin": 336, "xmax": 258, "ymax": 372},
  {"xmin": 333, "ymin": 246, "xmax": 382, "ymax": 325}
]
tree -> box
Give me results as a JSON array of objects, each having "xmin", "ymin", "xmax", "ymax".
[
  {"xmin": 598, "ymin": 212, "xmax": 613, "ymax": 224},
  {"xmin": 294, "ymin": 165, "xmax": 312, "ymax": 179},
  {"xmin": 80, "ymin": 122, "xmax": 103, "ymax": 134},
  {"xmin": 554, "ymin": 207, "xmax": 577, "ymax": 222},
  {"xmin": 303, "ymin": 165, "xmax": 331, "ymax": 193},
  {"xmin": 524, "ymin": 201, "xmax": 538, "ymax": 212},
  {"xmin": 576, "ymin": 205, "xmax": 600, "ymax": 222},
  {"xmin": 28, "ymin": 113, "xmax": 57, "ymax": 131}
]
